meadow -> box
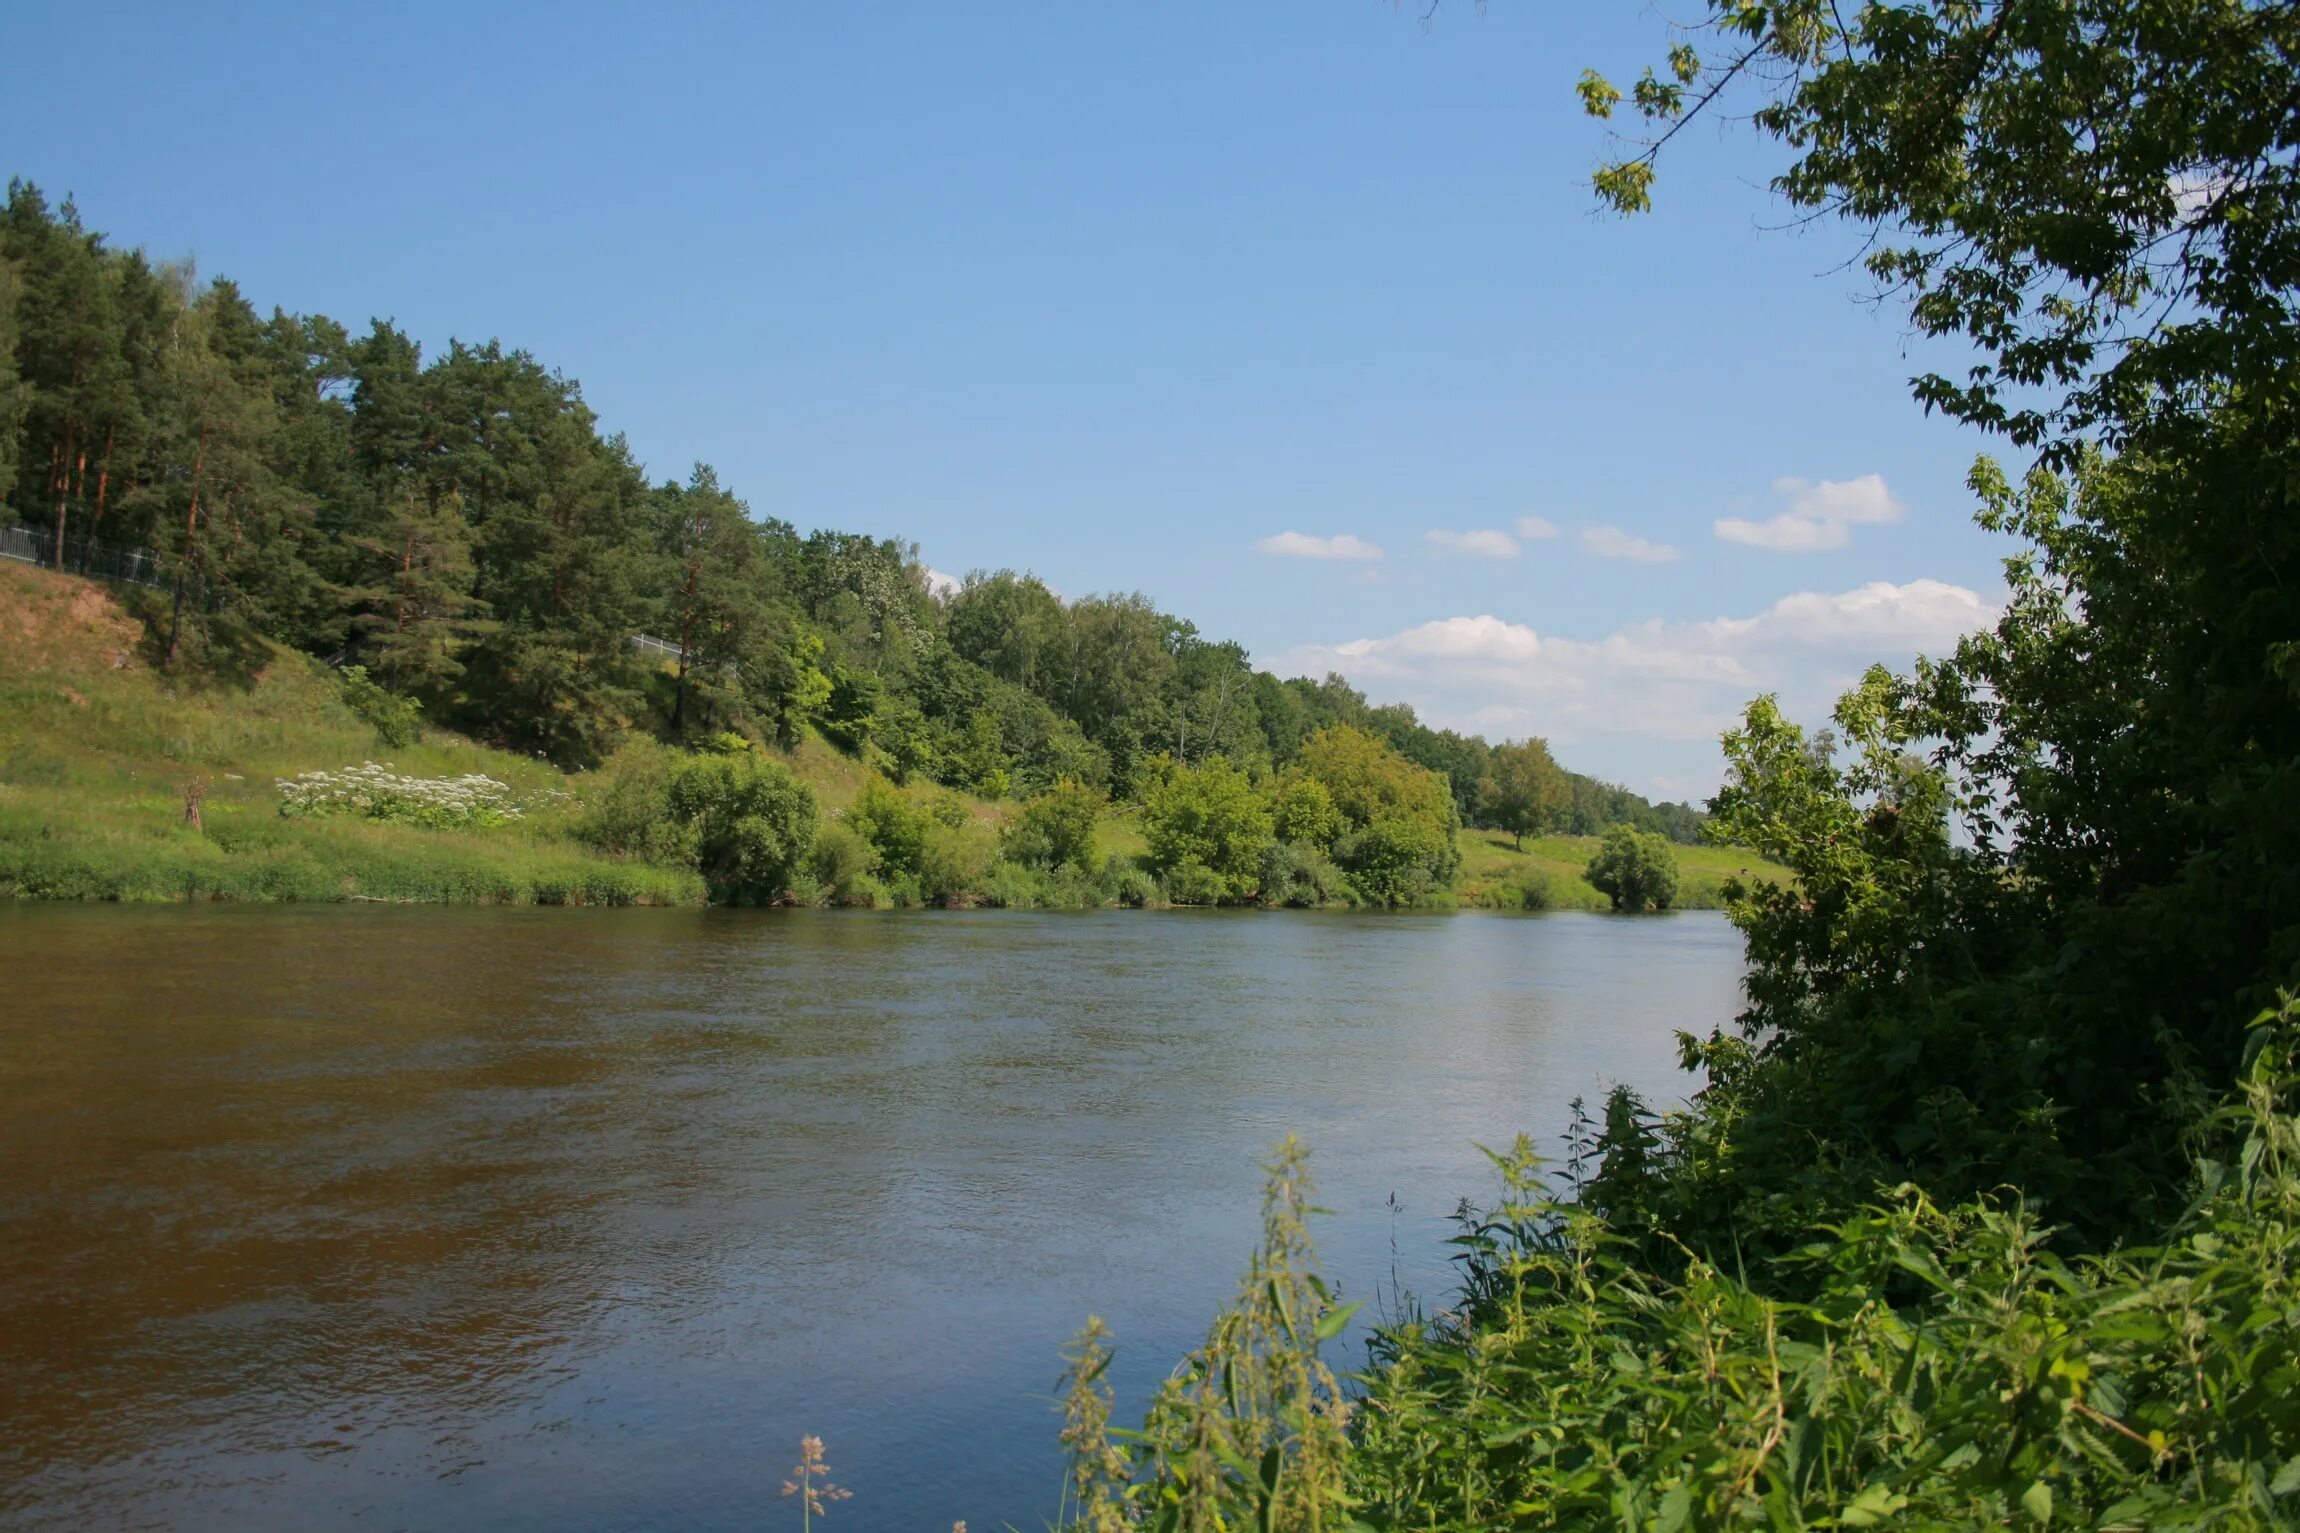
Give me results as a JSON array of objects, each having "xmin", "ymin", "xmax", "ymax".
[{"xmin": 1452, "ymin": 826, "xmax": 1762, "ymax": 912}]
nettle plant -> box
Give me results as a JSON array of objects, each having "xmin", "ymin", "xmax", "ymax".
[{"xmin": 276, "ymin": 762, "xmax": 523, "ymax": 830}]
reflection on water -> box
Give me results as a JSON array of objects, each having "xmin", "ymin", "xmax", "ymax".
[{"xmin": 0, "ymin": 905, "xmax": 1744, "ymax": 1531}]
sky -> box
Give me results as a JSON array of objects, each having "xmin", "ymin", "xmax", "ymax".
[{"xmin": 0, "ymin": 2, "xmax": 2017, "ymax": 799}]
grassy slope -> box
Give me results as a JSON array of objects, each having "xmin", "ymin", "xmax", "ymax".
[
  {"xmin": 783, "ymin": 727, "xmax": 1010, "ymax": 824},
  {"xmin": 0, "ymin": 561, "xmax": 701, "ymax": 904}
]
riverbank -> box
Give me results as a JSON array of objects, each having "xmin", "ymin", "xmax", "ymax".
[
  {"xmin": 0, "ymin": 561, "xmax": 1781, "ymax": 908},
  {"xmin": 0, "ymin": 560, "xmax": 700, "ymax": 904}
]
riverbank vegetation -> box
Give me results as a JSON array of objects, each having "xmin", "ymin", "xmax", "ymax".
[
  {"xmin": 1055, "ymin": 3, "xmax": 2300, "ymax": 1528},
  {"xmin": 0, "ymin": 558, "xmax": 1776, "ymax": 907},
  {"xmin": 0, "ymin": 175, "xmax": 1701, "ymax": 910}
]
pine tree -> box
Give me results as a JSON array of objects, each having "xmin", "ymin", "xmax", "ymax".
[
  {"xmin": 653, "ymin": 463, "xmax": 795, "ymax": 738},
  {"xmin": 338, "ymin": 321, "xmax": 490, "ymax": 692},
  {"xmin": 149, "ymin": 281, "xmax": 309, "ymax": 663},
  {"xmin": 3, "ymin": 185, "xmax": 126, "ymax": 564},
  {"xmin": 0, "ymin": 254, "xmax": 27, "ymax": 500}
]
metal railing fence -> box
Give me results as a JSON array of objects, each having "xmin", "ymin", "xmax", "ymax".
[{"xmin": 0, "ymin": 524, "xmax": 174, "ymax": 591}]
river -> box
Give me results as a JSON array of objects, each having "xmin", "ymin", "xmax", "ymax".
[{"xmin": 0, "ymin": 905, "xmax": 1744, "ymax": 1532}]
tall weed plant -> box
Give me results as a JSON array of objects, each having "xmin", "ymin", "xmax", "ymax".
[{"xmin": 1071, "ymin": 1001, "xmax": 2300, "ymax": 1532}]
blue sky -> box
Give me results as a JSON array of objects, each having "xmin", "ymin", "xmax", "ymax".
[{"xmin": 1, "ymin": 2, "xmax": 2013, "ymax": 797}]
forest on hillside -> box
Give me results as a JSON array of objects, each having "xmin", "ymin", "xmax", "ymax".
[{"xmin": 0, "ymin": 180, "xmax": 1699, "ymax": 847}]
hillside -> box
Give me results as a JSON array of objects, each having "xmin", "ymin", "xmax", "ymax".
[
  {"xmin": 0, "ymin": 560, "xmax": 701, "ymax": 903},
  {"xmin": 0, "ymin": 562, "xmax": 1783, "ymax": 908}
]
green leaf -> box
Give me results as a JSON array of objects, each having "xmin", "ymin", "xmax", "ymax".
[
  {"xmin": 1257, "ymin": 1446, "xmax": 1283, "ymax": 1533},
  {"xmin": 1314, "ymin": 1301, "xmax": 1364, "ymax": 1342},
  {"xmin": 2271, "ymin": 1455, "xmax": 2300, "ymax": 1497},
  {"xmin": 1841, "ymin": 1485, "xmax": 1906, "ymax": 1527},
  {"xmin": 1576, "ymin": 69, "xmax": 1622, "ymax": 121},
  {"xmin": 2021, "ymin": 1480, "xmax": 2053, "ymax": 1525}
]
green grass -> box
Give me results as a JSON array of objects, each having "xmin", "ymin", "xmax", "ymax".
[
  {"xmin": 1094, "ymin": 805, "xmax": 1150, "ymax": 866},
  {"xmin": 1452, "ymin": 826, "xmax": 1790, "ymax": 911},
  {"xmin": 0, "ymin": 561, "xmax": 702, "ymax": 905}
]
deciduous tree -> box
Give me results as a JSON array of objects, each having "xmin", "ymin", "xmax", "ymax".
[{"xmin": 1478, "ymin": 737, "xmax": 1568, "ymax": 851}]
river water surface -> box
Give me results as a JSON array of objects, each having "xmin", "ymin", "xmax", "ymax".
[{"xmin": 0, "ymin": 905, "xmax": 1744, "ymax": 1532}]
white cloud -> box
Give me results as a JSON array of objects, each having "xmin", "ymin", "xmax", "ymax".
[
  {"xmin": 1426, "ymin": 528, "xmax": 1520, "ymax": 560},
  {"xmin": 1255, "ymin": 531, "xmax": 1385, "ymax": 561},
  {"xmin": 1714, "ymin": 513, "xmax": 1847, "ymax": 552},
  {"xmin": 1513, "ymin": 515, "xmax": 1560, "ymax": 540},
  {"xmin": 1267, "ymin": 578, "xmax": 1998, "ymax": 786},
  {"xmin": 1579, "ymin": 525, "xmax": 1680, "ymax": 563},
  {"xmin": 922, "ymin": 566, "xmax": 962, "ymax": 600},
  {"xmin": 1715, "ymin": 473, "xmax": 1906, "ymax": 553}
]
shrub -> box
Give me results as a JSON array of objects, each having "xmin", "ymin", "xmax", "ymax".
[
  {"xmin": 918, "ymin": 820, "xmax": 996, "ymax": 904},
  {"xmin": 1336, "ymin": 813, "xmax": 1451, "ymax": 907},
  {"xmin": 1143, "ymin": 757, "xmax": 1271, "ymax": 903},
  {"xmin": 1002, "ymin": 776, "xmax": 1103, "ymax": 872},
  {"xmin": 1258, "ymin": 839, "xmax": 1352, "ymax": 908},
  {"xmin": 1585, "ymin": 823, "xmax": 1680, "ymax": 911},
  {"xmin": 1099, "ymin": 855, "xmax": 1161, "ymax": 908},
  {"xmin": 1295, "ymin": 726, "xmax": 1462, "ymax": 897},
  {"xmin": 808, "ymin": 821, "xmax": 881, "ymax": 905},
  {"xmin": 844, "ymin": 777, "xmax": 933, "ymax": 878},
  {"xmin": 1160, "ymin": 858, "xmax": 1232, "ymax": 907},
  {"xmin": 334, "ymin": 665, "xmax": 423, "ymax": 748},
  {"xmin": 663, "ymin": 746, "xmax": 818, "ymax": 903},
  {"xmin": 578, "ymin": 741, "xmax": 700, "ymax": 867},
  {"xmin": 977, "ymin": 857, "xmax": 1052, "ymax": 908}
]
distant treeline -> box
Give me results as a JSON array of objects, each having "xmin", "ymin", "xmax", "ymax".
[{"xmin": 0, "ymin": 180, "xmax": 1700, "ymax": 840}]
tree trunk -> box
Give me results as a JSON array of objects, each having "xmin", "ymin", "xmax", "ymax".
[
  {"xmin": 395, "ymin": 501, "xmax": 415, "ymax": 634},
  {"xmin": 49, "ymin": 427, "xmax": 72, "ymax": 568},
  {"xmin": 673, "ymin": 559, "xmax": 699, "ymax": 734},
  {"xmin": 88, "ymin": 425, "xmax": 116, "ymax": 544},
  {"xmin": 70, "ymin": 443, "xmax": 89, "ymax": 567},
  {"xmin": 166, "ymin": 426, "xmax": 209, "ymax": 666}
]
